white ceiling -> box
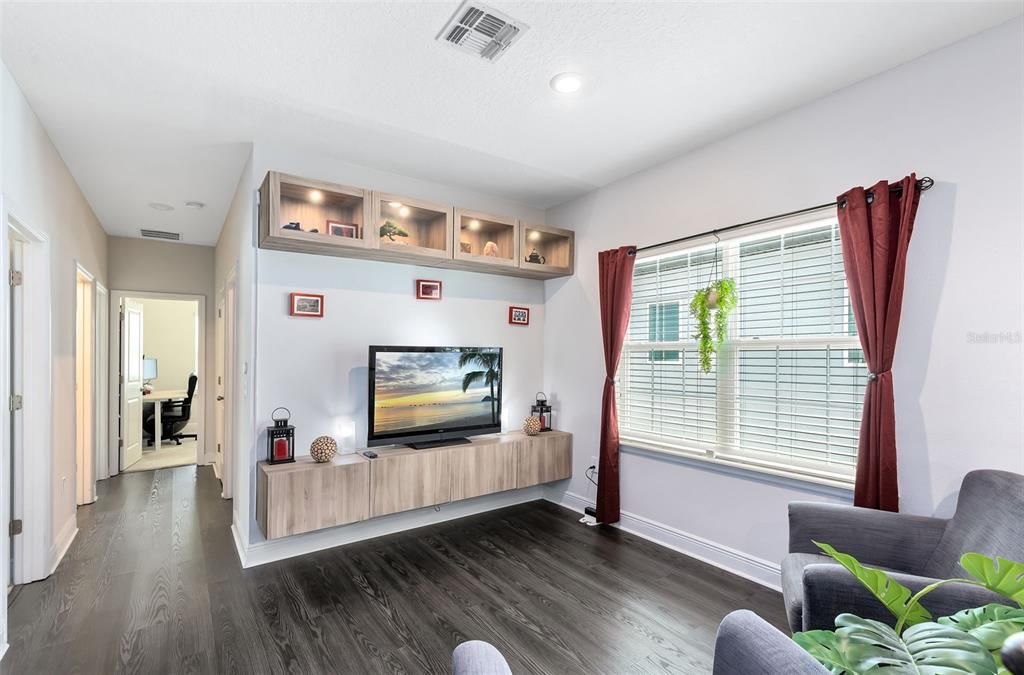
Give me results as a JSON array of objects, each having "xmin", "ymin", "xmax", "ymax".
[{"xmin": 3, "ymin": 2, "xmax": 1021, "ymax": 245}]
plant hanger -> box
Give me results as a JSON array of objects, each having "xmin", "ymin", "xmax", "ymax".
[{"xmin": 689, "ymin": 232, "xmax": 737, "ymax": 374}]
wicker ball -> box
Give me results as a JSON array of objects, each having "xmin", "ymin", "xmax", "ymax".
[
  {"xmin": 522, "ymin": 416, "xmax": 542, "ymax": 436},
  {"xmin": 309, "ymin": 435, "xmax": 337, "ymax": 463}
]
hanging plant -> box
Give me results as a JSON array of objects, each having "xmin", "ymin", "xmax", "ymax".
[{"xmin": 689, "ymin": 277, "xmax": 737, "ymax": 374}]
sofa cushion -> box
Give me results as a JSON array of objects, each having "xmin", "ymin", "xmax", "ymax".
[{"xmin": 782, "ymin": 553, "xmax": 830, "ymax": 631}]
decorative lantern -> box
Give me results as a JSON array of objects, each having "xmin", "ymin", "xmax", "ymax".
[
  {"xmin": 267, "ymin": 407, "xmax": 295, "ymax": 464},
  {"xmin": 530, "ymin": 392, "xmax": 553, "ymax": 432}
]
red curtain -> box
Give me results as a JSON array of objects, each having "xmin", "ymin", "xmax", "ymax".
[
  {"xmin": 837, "ymin": 174, "xmax": 921, "ymax": 512},
  {"xmin": 596, "ymin": 246, "xmax": 637, "ymax": 524}
]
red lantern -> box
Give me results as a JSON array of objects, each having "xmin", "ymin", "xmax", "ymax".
[{"xmin": 267, "ymin": 407, "xmax": 295, "ymax": 464}]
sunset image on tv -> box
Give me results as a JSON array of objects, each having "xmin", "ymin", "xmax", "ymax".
[{"xmin": 372, "ymin": 348, "xmax": 502, "ymax": 434}]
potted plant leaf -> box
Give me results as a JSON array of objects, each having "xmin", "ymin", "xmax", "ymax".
[
  {"xmin": 689, "ymin": 276, "xmax": 737, "ymax": 373},
  {"xmin": 794, "ymin": 542, "xmax": 1024, "ymax": 674}
]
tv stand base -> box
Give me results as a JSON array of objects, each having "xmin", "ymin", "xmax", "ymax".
[{"xmin": 407, "ymin": 437, "xmax": 472, "ymax": 450}]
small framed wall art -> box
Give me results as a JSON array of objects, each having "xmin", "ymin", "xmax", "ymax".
[
  {"xmin": 326, "ymin": 220, "xmax": 358, "ymax": 238},
  {"xmin": 290, "ymin": 292, "xmax": 324, "ymax": 317},
  {"xmin": 416, "ymin": 279, "xmax": 442, "ymax": 300},
  {"xmin": 508, "ymin": 306, "xmax": 530, "ymax": 325}
]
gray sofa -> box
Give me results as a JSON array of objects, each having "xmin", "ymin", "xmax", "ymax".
[
  {"xmin": 713, "ymin": 610, "xmax": 826, "ymax": 674},
  {"xmin": 784, "ymin": 469, "xmax": 1024, "ymax": 631},
  {"xmin": 451, "ymin": 640, "xmax": 512, "ymax": 675}
]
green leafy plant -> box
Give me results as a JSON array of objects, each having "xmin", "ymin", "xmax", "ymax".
[
  {"xmin": 379, "ymin": 220, "xmax": 409, "ymax": 242},
  {"xmin": 794, "ymin": 542, "xmax": 1024, "ymax": 674},
  {"xmin": 688, "ymin": 277, "xmax": 737, "ymax": 373}
]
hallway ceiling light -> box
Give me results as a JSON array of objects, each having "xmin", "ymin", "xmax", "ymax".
[
  {"xmin": 184, "ymin": 201, "xmax": 205, "ymax": 209},
  {"xmin": 550, "ymin": 72, "xmax": 582, "ymax": 94},
  {"xmin": 148, "ymin": 202, "xmax": 174, "ymax": 211}
]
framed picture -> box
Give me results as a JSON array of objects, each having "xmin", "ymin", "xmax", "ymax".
[
  {"xmin": 416, "ymin": 279, "xmax": 442, "ymax": 300},
  {"xmin": 326, "ymin": 220, "xmax": 358, "ymax": 238},
  {"xmin": 508, "ymin": 306, "xmax": 530, "ymax": 325},
  {"xmin": 290, "ymin": 292, "xmax": 324, "ymax": 317}
]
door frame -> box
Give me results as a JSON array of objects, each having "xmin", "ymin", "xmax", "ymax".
[
  {"xmin": 94, "ymin": 284, "xmax": 109, "ymax": 482},
  {"xmin": 218, "ymin": 269, "xmax": 237, "ymax": 499},
  {"xmin": 109, "ymin": 290, "xmax": 208, "ymax": 472},
  {"xmin": 2, "ymin": 210, "xmax": 53, "ymax": 589},
  {"xmin": 74, "ymin": 263, "xmax": 97, "ymax": 506}
]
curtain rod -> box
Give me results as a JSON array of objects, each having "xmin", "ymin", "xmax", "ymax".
[{"xmin": 633, "ymin": 176, "xmax": 934, "ymax": 255}]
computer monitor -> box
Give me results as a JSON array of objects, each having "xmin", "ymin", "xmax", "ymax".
[{"xmin": 143, "ymin": 358, "xmax": 158, "ymax": 381}]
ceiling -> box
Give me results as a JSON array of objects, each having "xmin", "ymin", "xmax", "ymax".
[{"xmin": 3, "ymin": 2, "xmax": 1021, "ymax": 245}]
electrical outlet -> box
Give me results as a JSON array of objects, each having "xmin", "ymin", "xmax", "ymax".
[{"xmin": 590, "ymin": 456, "xmax": 598, "ymax": 471}]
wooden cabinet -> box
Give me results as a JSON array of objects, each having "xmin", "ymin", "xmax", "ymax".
[
  {"xmin": 453, "ymin": 209, "xmax": 519, "ymax": 270},
  {"xmin": 369, "ymin": 446, "xmax": 452, "ymax": 518},
  {"xmin": 517, "ymin": 431, "xmax": 573, "ymax": 488},
  {"xmin": 450, "ymin": 437, "xmax": 518, "ymax": 501},
  {"xmin": 258, "ymin": 172, "xmax": 371, "ymax": 255},
  {"xmin": 256, "ymin": 455, "xmax": 370, "ymax": 539},
  {"xmin": 256, "ymin": 171, "xmax": 574, "ymax": 280}
]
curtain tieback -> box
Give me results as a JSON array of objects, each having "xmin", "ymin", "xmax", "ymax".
[{"xmin": 866, "ymin": 369, "xmax": 891, "ymax": 382}]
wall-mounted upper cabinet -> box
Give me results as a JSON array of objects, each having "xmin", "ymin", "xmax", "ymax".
[
  {"xmin": 521, "ymin": 224, "xmax": 574, "ymax": 277},
  {"xmin": 257, "ymin": 171, "xmax": 574, "ymax": 280},
  {"xmin": 454, "ymin": 209, "xmax": 519, "ymax": 270},
  {"xmin": 372, "ymin": 193, "xmax": 453, "ymax": 261},
  {"xmin": 258, "ymin": 172, "xmax": 371, "ymax": 254}
]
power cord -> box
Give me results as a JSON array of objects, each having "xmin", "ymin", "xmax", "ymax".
[{"xmin": 585, "ymin": 465, "xmax": 598, "ymax": 486}]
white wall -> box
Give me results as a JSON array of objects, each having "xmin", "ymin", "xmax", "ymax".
[
  {"xmin": 543, "ymin": 18, "xmax": 1024, "ymax": 586},
  {"xmin": 2, "ymin": 63, "xmax": 108, "ymax": 564}
]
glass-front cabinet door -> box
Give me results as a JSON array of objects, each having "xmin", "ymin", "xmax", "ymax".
[
  {"xmin": 372, "ymin": 193, "xmax": 453, "ymax": 259},
  {"xmin": 520, "ymin": 224, "xmax": 575, "ymax": 275},
  {"xmin": 260, "ymin": 172, "xmax": 369, "ymax": 251},
  {"xmin": 454, "ymin": 209, "xmax": 518, "ymax": 268}
]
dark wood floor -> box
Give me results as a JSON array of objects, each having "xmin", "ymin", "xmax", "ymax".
[{"xmin": 2, "ymin": 466, "xmax": 787, "ymax": 674}]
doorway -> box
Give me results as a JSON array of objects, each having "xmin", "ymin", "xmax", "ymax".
[
  {"xmin": 75, "ymin": 265, "xmax": 96, "ymax": 506},
  {"xmin": 216, "ymin": 274, "xmax": 236, "ymax": 499},
  {"xmin": 113, "ymin": 292, "xmax": 206, "ymax": 474}
]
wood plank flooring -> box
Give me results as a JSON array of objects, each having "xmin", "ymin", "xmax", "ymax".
[{"xmin": 2, "ymin": 466, "xmax": 788, "ymax": 674}]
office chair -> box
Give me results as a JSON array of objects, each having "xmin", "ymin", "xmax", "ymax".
[{"xmin": 143, "ymin": 374, "xmax": 198, "ymax": 446}]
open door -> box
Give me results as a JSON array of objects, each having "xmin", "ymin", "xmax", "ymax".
[
  {"xmin": 121, "ymin": 299, "xmax": 144, "ymax": 470},
  {"xmin": 214, "ymin": 296, "xmax": 225, "ymax": 481}
]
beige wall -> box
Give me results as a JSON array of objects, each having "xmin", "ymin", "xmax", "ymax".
[
  {"xmin": 3, "ymin": 64, "xmax": 108, "ymax": 543},
  {"xmin": 108, "ymin": 236, "xmax": 215, "ymax": 459}
]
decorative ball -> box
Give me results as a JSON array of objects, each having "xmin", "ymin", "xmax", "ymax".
[
  {"xmin": 523, "ymin": 416, "xmax": 542, "ymax": 436},
  {"xmin": 309, "ymin": 435, "xmax": 337, "ymax": 463}
]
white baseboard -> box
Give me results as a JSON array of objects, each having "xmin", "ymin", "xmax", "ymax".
[
  {"xmin": 48, "ymin": 516, "xmax": 79, "ymax": 576},
  {"xmin": 230, "ymin": 522, "xmax": 249, "ymax": 568},
  {"xmin": 240, "ymin": 487, "xmax": 546, "ymax": 568},
  {"xmin": 547, "ymin": 490, "xmax": 782, "ymax": 591},
  {"xmin": 211, "ymin": 460, "xmax": 222, "ymax": 480}
]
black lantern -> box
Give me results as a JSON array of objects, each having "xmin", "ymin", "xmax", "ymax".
[
  {"xmin": 531, "ymin": 392, "xmax": 553, "ymax": 432},
  {"xmin": 267, "ymin": 407, "xmax": 295, "ymax": 464}
]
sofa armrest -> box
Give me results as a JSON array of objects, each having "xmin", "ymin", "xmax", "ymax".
[
  {"xmin": 451, "ymin": 641, "xmax": 512, "ymax": 675},
  {"xmin": 801, "ymin": 564, "xmax": 1009, "ymax": 631},
  {"xmin": 789, "ymin": 502, "xmax": 947, "ymax": 572},
  {"xmin": 713, "ymin": 610, "xmax": 826, "ymax": 675}
]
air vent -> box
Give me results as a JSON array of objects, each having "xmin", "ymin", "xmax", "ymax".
[
  {"xmin": 140, "ymin": 229, "xmax": 181, "ymax": 241},
  {"xmin": 437, "ymin": 2, "xmax": 528, "ymax": 62}
]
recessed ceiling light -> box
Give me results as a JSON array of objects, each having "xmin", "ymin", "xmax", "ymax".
[
  {"xmin": 528, "ymin": 230, "xmax": 542, "ymax": 241},
  {"xmin": 399, "ymin": 206, "xmax": 410, "ymax": 217},
  {"xmin": 148, "ymin": 202, "xmax": 174, "ymax": 212},
  {"xmin": 184, "ymin": 201, "xmax": 205, "ymax": 209},
  {"xmin": 309, "ymin": 190, "xmax": 324, "ymax": 204},
  {"xmin": 468, "ymin": 219, "xmax": 481, "ymax": 231},
  {"xmin": 388, "ymin": 201, "xmax": 403, "ymax": 208},
  {"xmin": 550, "ymin": 72, "xmax": 582, "ymax": 94}
]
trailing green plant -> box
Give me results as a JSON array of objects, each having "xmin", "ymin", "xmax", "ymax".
[
  {"xmin": 379, "ymin": 220, "xmax": 409, "ymax": 242},
  {"xmin": 688, "ymin": 277, "xmax": 737, "ymax": 373},
  {"xmin": 794, "ymin": 542, "xmax": 1024, "ymax": 674}
]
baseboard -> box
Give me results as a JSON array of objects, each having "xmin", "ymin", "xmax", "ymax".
[
  {"xmin": 547, "ymin": 490, "xmax": 782, "ymax": 591},
  {"xmin": 211, "ymin": 460, "xmax": 222, "ymax": 480},
  {"xmin": 241, "ymin": 486, "xmax": 546, "ymax": 568},
  {"xmin": 230, "ymin": 522, "xmax": 249, "ymax": 568},
  {"xmin": 48, "ymin": 516, "xmax": 79, "ymax": 576},
  {"xmin": 0, "ymin": 641, "xmax": 8, "ymax": 663}
]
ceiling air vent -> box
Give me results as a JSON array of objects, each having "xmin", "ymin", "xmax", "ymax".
[
  {"xmin": 437, "ymin": 2, "xmax": 528, "ymax": 62},
  {"xmin": 140, "ymin": 229, "xmax": 181, "ymax": 241}
]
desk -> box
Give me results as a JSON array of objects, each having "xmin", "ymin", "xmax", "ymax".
[{"xmin": 142, "ymin": 389, "xmax": 187, "ymax": 449}]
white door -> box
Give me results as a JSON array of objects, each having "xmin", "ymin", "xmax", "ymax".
[
  {"xmin": 121, "ymin": 299, "xmax": 144, "ymax": 470},
  {"xmin": 214, "ymin": 296, "xmax": 225, "ymax": 478}
]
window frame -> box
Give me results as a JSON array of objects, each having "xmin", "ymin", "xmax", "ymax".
[{"xmin": 617, "ymin": 211, "xmax": 863, "ymax": 489}]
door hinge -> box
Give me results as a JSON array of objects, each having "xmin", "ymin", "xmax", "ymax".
[
  {"xmin": 218, "ymin": 308, "xmax": 222, "ymax": 318},
  {"xmin": 9, "ymin": 394, "xmax": 22, "ymax": 412},
  {"xmin": 9, "ymin": 519, "xmax": 22, "ymax": 536},
  {"xmin": 9, "ymin": 269, "xmax": 22, "ymax": 287},
  {"xmin": 217, "ymin": 376, "xmax": 222, "ymax": 385},
  {"xmin": 118, "ymin": 438, "xmax": 124, "ymax": 448},
  {"xmin": 217, "ymin": 443, "xmax": 221, "ymax": 453}
]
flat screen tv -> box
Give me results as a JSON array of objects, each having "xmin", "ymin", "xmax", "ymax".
[{"xmin": 368, "ymin": 346, "xmax": 503, "ymax": 448}]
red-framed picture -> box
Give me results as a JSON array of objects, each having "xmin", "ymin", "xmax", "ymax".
[
  {"xmin": 508, "ymin": 306, "xmax": 530, "ymax": 325},
  {"xmin": 416, "ymin": 279, "xmax": 442, "ymax": 300},
  {"xmin": 326, "ymin": 220, "xmax": 359, "ymax": 238},
  {"xmin": 290, "ymin": 292, "xmax": 324, "ymax": 317}
]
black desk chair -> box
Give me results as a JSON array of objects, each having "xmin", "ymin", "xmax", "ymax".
[{"xmin": 143, "ymin": 374, "xmax": 198, "ymax": 446}]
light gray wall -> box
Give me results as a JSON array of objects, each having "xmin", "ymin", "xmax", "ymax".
[
  {"xmin": 108, "ymin": 236, "xmax": 215, "ymax": 457},
  {"xmin": 543, "ymin": 18, "xmax": 1024, "ymax": 585}
]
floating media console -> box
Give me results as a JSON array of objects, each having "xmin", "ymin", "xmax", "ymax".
[{"xmin": 256, "ymin": 431, "xmax": 572, "ymax": 540}]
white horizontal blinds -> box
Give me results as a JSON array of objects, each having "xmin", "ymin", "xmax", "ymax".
[{"xmin": 618, "ymin": 215, "xmax": 867, "ymax": 480}]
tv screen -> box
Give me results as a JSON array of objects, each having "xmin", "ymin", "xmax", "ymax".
[{"xmin": 368, "ymin": 346, "xmax": 503, "ymax": 447}]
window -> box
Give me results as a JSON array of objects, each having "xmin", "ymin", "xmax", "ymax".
[{"xmin": 618, "ymin": 215, "xmax": 867, "ymax": 485}]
